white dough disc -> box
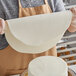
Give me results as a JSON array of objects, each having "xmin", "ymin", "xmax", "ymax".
[{"xmin": 5, "ymin": 11, "xmax": 72, "ymax": 53}]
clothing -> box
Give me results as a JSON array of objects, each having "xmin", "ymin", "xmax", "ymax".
[
  {"xmin": 0, "ymin": 0, "xmax": 65, "ymax": 50},
  {"xmin": 0, "ymin": 0, "xmax": 65, "ymax": 20},
  {"xmin": 0, "ymin": 0, "xmax": 65, "ymax": 75},
  {"xmin": 0, "ymin": 0, "xmax": 55, "ymax": 75},
  {"xmin": 0, "ymin": 34, "xmax": 8, "ymax": 49},
  {"xmin": 19, "ymin": 0, "xmax": 52, "ymax": 17}
]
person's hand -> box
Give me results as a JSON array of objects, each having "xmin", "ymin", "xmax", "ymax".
[
  {"xmin": 68, "ymin": 7, "xmax": 76, "ymax": 32},
  {"xmin": 0, "ymin": 18, "xmax": 5, "ymax": 34}
]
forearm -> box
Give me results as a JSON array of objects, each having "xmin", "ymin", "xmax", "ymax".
[{"xmin": 68, "ymin": 8, "xmax": 76, "ymax": 32}]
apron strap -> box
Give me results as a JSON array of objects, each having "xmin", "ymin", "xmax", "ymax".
[
  {"xmin": 44, "ymin": 0, "xmax": 48, "ymax": 4},
  {"xmin": 18, "ymin": 0, "xmax": 22, "ymax": 8},
  {"xmin": 44, "ymin": 0, "xmax": 52, "ymax": 13},
  {"xmin": 18, "ymin": 0, "xmax": 52, "ymax": 13}
]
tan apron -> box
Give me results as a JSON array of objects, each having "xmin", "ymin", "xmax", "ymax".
[{"xmin": 0, "ymin": 0, "xmax": 56, "ymax": 75}]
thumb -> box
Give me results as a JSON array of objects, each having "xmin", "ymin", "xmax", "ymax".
[
  {"xmin": 0, "ymin": 18, "xmax": 5, "ymax": 34},
  {"xmin": 70, "ymin": 7, "xmax": 76, "ymax": 15}
]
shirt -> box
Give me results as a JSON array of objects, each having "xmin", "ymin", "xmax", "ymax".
[
  {"xmin": 0, "ymin": 0, "xmax": 65, "ymax": 49},
  {"xmin": 0, "ymin": 0, "xmax": 65, "ymax": 20}
]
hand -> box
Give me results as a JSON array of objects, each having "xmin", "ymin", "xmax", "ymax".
[
  {"xmin": 0, "ymin": 18, "xmax": 5, "ymax": 34},
  {"xmin": 68, "ymin": 7, "xmax": 76, "ymax": 32}
]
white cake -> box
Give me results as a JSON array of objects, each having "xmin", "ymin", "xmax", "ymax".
[{"xmin": 28, "ymin": 56, "xmax": 68, "ymax": 76}]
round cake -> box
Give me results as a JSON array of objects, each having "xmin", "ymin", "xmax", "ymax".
[{"xmin": 28, "ymin": 56, "xmax": 68, "ymax": 76}]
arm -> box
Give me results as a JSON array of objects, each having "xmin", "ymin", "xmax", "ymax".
[
  {"xmin": 0, "ymin": 18, "xmax": 5, "ymax": 34},
  {"xmin": 0, "ymin": 2, "xmax": 6, "ymax": 34},
  {"xmin": 0, "ymin": 9, "xmax": 5, "ymax": 34},
  {"xmin": 54, "ymin": 0, "xmax": 76, "ymax": 32},
  {"xmin": 68, "ymin": 7, "xmax": 76, "ymax": 32}
]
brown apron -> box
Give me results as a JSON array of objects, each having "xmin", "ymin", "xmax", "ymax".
[{"xmin": 0, "ymin": 0, "xmax": 56, "ymax": 76}]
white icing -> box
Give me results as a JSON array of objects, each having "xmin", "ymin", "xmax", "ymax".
[{"xmin": 28, "ymin": 56, "xmax": 68, "ymax": 76}]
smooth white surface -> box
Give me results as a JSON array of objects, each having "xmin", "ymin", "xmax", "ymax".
[
  {"xmin": 5, "ymin": 11, "xmax": 72, "ymax": 53},
  {"xmin": 28, "ymin": 56, "xmax": 68, "ymax": 76}
]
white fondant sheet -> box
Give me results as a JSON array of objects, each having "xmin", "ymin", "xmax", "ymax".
[{"xmin": 5, "ymin": 11, "xmax": 72, "ymax": 53}]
